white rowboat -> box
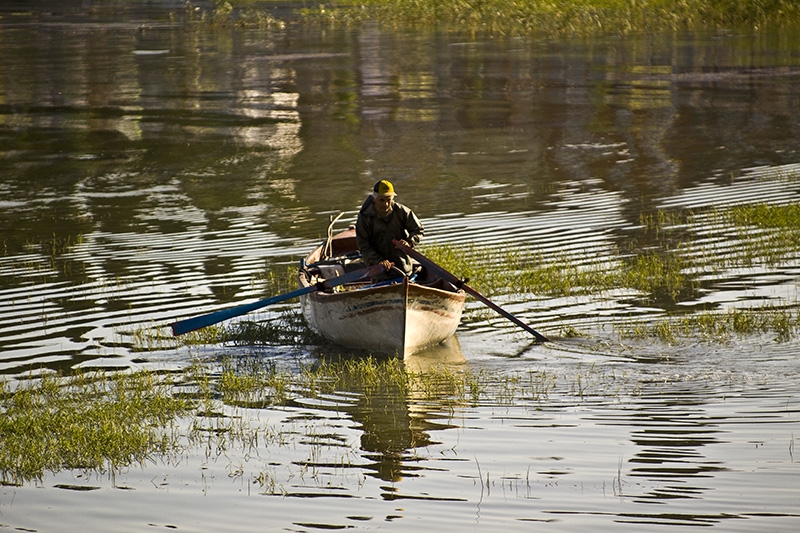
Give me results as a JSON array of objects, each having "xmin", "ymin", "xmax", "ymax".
[{"xmin": 299, "ymin": 228, "xmax": 465, "ymax": 357}]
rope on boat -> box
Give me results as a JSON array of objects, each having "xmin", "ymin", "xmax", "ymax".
[{"xmin": 323, "ymin": 211, "xmax": 345, "ymax": 259}]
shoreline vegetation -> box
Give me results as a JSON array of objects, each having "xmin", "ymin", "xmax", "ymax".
[{"xmin": 202, "ymin": 0, "xmax": 800, "ymax": 36}]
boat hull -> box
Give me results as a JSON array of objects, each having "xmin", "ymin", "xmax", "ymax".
[{"xmin": 300, "ymin": 277, "xmax": 465, "ymax": 357}]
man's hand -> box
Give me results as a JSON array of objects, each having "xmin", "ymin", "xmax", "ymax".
[
  {"xmin": 396, "ymin": 239, "xmax": 411, "ymax": 249},
  {"xmin": 380, "ymin": 259, "xmax": 393, "ymax": 271}
]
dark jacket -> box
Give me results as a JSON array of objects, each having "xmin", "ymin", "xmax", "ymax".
[{"xmin": 356, "ymin": 195, "xmax": 424, "ymax": 274}]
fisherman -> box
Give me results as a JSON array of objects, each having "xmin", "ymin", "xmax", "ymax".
[{"xmin": 356, "ymin": 179, "xmax": 424, "ymax": 279}]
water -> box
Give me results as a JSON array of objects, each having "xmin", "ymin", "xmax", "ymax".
[{"xmin": 1, "ymin": 2, "xmax": 800, "ymax": 531}]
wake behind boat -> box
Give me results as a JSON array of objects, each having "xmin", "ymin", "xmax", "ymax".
[{"xmin": 298, "ymin": 227, "xmax": 466, "ymax": 357}]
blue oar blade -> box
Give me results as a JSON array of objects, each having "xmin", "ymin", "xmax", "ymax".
[
  {"xmin": 170, "ymin": 263, "xmax": 386, "ymax": 336},
  {"xmin": 171, "ymin": 286, "xmax": 314, "ymax": 336}
]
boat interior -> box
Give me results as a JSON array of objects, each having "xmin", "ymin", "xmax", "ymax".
[{"xmin": 300, "ymin": 229, "xmax": 460, "ymax": 293}]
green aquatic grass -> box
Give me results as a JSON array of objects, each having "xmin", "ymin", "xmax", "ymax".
[
  {"xmin": 696, "ymin": 202, "xmax": 800, "ymax": 268},
  {"xmin": 421, "ymin": 198, "xmax": 800, "ymax": 342},
  {"xmin": 215, "ymin": 355, "xmax": 411, "ymax": 406},
  {"xmin": 218, "ymin": 358, "xmax": 293, "ymax": 407},
  {"xmin": 207, "ymin": 354, "xmax": 566, "ymax": 413},
  {"xmin": 620, "ymin": 201, "xmax": 800, "ymax": 342},
  {"xmin": 422, "ymin": 241, "xmax": 688, "ymax": 301},
  {"xmin": 0, "ymin": 371, "xmax": 192, "ymax": 484},
  {"xmin": 297, "ymin": 0, "xmax": 800, "ymax": 36},
  {"xmin": 619, "ymin": 252, "xmax": 688, "ymax": 301},
  {"xmin": 618, "ymin": 304, "xmax": 800, "ymax": 343},
  {"xmin": 728, "ymin": 203, "xmax": 800, "ymax": 230},
  {"xmin": 251, "ymin": 264, "xmax": 300, "ymax": 296},
  {"xmin": 0, "ymin": 357, "xmax": 664, "ymax": 482},
  {"xmin": 185, "ymin": 356, "xmax": 578, "ymax": 492}
]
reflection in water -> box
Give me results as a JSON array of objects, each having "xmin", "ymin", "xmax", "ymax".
[
  {"xmin": 308, "ymin": 337, "xmax": 467, "ymax": 483},
  {"xmin": 404, "ymin": 335, "xmax": 467, "ymax": 372},
  {"xmin": 627, "ymin": 388, "xmax": 726, "ymax": 501}
]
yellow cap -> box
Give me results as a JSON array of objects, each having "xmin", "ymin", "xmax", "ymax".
[{"xmin": 373, "ymin": 180, "xmax": 395, "ymax": 196}]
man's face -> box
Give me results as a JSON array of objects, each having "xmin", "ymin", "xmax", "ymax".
[{"xmin": 375, "ymin": 195, "xmax": 394, "ymax": 217}]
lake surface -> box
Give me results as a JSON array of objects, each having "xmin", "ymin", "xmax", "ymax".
[{"xmin": 1, "ymin": 2, "xmax": 799, "ymax": 531}]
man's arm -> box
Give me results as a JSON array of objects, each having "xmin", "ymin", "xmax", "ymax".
[
  {"xmin": 403, "ymin": 207, "xmax": 424, "ymax": 246},
  {"xmin": 356, "ymin": 214, "xmax": 385, "ymax": 266}
]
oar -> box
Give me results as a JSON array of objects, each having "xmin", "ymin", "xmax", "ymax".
[
  {"xmin": 171, "ymin": 263, "xmax": 385, "ymax": 336},
  {"xmin": 393, "ymin": 239, "xmax": 549, "ymax": 343}
]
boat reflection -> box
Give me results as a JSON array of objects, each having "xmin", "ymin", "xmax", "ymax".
[
  {"xmin": 404, "ymin": 335, "xmax": 467, "ymax": 372},
  {"xmin": 316, "ymin": 336, "xmax": 468, "ymax": 483}
]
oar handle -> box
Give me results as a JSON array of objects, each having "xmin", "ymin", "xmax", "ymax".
[{"xmin": 393, "ymin": 239, "xmax": 549, "ymax": 343}]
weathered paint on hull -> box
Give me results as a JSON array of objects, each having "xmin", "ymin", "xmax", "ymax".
[{"xmin": 301, "ymin": 278, "xmax": 465, "ymax": 357}]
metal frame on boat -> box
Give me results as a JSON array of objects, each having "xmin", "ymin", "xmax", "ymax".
[{"xmin": 298, "ymin": 227, "xmax": 466, "ymax": 357}]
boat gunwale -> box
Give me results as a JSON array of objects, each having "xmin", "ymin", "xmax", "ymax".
[
  {"xmin": 301, "ymin": 277, "xmax": 466, "ymax": 304},
  {"xmin": 299, "ymin": 229, "xmax": 466, "ymax": 305}
]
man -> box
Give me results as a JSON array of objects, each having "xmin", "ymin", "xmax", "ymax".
[{"xmin": 356, "ymin": 180, "xmax": 424, "ymax": 278}]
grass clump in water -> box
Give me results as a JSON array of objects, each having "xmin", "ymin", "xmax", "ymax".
[
  {"xmin": 619, "ymin": 305, "xmax": 799, "ymax": 343},
  {"xmin": 727, "ymin": 203, "xmax": 800, "ymax": 230},
  {"xmin": 682, "ymin": 202, "xmax": 800, "ymax": 271},
  {"xmin": 225, "ymin": 311, "xmax": 324, "ymax": 346},
  {"xmin": 619, "ymin": 251, "xmax": 688, "ymax": 302},
  {"xmin": 217, "ymin": 357, "xmax": 293, "ymax": 407},
  {"xmin": 0, "ymin": 371, "xmax": 192, "ymax": 484},
  {"xmin": 422, "ymin": 241, "xmax": 688, "ymax": 303}
]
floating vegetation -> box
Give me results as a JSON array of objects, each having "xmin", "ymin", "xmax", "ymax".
[{"xmin": 0, "ymin": 371, "xmax": 192, "ymax": 484}]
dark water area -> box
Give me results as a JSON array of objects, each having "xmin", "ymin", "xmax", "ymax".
[{"xmin": 1, "ymin": 2, "xmax": 800, "ymax": 531}]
